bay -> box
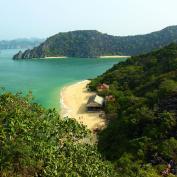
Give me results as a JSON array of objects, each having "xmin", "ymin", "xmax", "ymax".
[{"xmin": 0, "ymin": 49, "xmax": 126, "ymax": 110}]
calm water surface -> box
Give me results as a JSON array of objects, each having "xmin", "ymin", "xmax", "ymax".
[{"xmin": 0, "ymin": 49, "xmax": 126, "ymax": 110}]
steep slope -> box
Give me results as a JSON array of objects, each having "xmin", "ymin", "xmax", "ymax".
[
  {"xmin": 89, "ymin": 43, "xmax": 177, "ymax": 176},
  {"xmin": 13, "ymin": 26, "xmax": 177, "ymax": 59}
]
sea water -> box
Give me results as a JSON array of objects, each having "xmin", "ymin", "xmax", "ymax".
[{"xmin": 0, "ymin": 49, "xmax": 126, "ymax": 110}]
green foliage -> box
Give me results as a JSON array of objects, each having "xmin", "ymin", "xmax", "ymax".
[
  {"xmin": 0, "ymin": 92, "xmax": 117, "ymax": 177},
  {"xmin": 105, "ymin": 101, "xmax": 118, "ymax": 114},
  {"xmin": 159, "ymin": 138, "xmax": 177, "ymax": 159},
  {"xmin": 90, "ymin": 43, "xmax": 177, "ymax": 176},
  {"xmin": 14, "ymin": 26, "xmax": 177, "ymax": 59},
  {"xmin": 159, "ymin": 79, "xmax": 177, "ymax": 96},
  {"xmin": 116, "ymin": 153, "xmax": 160, "ymax": 177}
]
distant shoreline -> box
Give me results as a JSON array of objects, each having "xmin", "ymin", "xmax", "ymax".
[
  {"xmin": 45, "ymin": 56, "xmax": 68, "ymax": 59},
  {"xmin": 100, "ymin": 55, "xmax": 131, "ymax": 58},
  {"xmin": 44, "ymin": 55, "xmax": 130, "ymax": 59},
  {"xmin": 45, "ymin": 55, "xmax": 131, "ymax": 59}
]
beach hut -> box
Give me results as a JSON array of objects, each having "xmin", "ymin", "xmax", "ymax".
[{"xmin": 87, "ymin": 95, "xmax": 104, "ymax": 112}]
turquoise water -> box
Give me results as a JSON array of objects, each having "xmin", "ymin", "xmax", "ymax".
[{"xmin": 0, "ymin": 49, "xmax": 126, "ymax": 110}]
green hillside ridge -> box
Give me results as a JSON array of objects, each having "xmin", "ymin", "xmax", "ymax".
[
  {"xmin": 89, "ymin": 43, "xmax": 177, "ymax": 176},
  {"xmin": 13, "ymin": 25, "xmax": 177, "ymax": 59}
]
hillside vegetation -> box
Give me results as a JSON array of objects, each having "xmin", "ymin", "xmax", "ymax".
[
  {"xmin": 0, "ymin": 92, "xmax": 118, "ymax": 177},
  {"xmin": 89, "ymin": 43, "xmax": 177, "ymax": 176},
  {"xmin": 13, "ymin": 26, "xmax": 177, "ymax": 59}
]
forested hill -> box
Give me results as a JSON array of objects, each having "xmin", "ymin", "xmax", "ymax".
[
  {"xmin": 13, "ymin": 25, "xmax": 177, "ymax": 59},
  {"xmin": 89, "ymin": 43, "xmax": 177, "ymax": 176},
  {"xmin": 0, "ymin": 38, "xmax": 44, "ymax": 50}
]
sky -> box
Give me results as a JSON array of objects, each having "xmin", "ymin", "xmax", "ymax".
[{"xmin": 0, "ymin": 0, "xmax": 177, "ymax": 40}]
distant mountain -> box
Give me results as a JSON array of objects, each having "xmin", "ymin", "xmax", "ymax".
[
  {"xmin": 0, "ymin": 38, "xmax": 44, "ymax": 50},
  {"xmin": 13, "ymin": 26, "xmax": 177, "ymax": 59}
]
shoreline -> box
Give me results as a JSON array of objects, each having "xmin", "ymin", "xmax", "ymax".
[
  {"xmin": 60, "ymin": 80, "xmax": 106, "ymax": 130},
  {"xmin": 44, "ymin": 55, "xmax": 130, "ymax": 59},
  {"xmin": 45, "ymin": 56, "xmax": 68, "ymax": 59},
  {"xmin": 100, "ymin": 55, "xmax": 131, "ymax": 58}
]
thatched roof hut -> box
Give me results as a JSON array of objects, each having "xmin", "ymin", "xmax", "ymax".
[{"xmin": 87, "ymin": 95, "xmax": 104, "ymax": 111}]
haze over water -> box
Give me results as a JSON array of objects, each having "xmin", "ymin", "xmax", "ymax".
[{"xmin": 0, "ymin": 49, "xmax": 126, "ymax": 110}]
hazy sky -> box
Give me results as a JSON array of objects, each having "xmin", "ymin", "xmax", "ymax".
[{"xmin": 1, "ymin": 0, "xmax": 177, "ymax": 39}]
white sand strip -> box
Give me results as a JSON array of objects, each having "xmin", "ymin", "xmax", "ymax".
[
  {"xmin": 100, "ymin": 55, "xmax": 130, "ymax": 58},
  {"xmin": 45, "ymin": 56, "xmax": 68, "ymax": 59}
]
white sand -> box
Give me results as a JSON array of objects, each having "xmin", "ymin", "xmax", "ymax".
[
  {"xmin": 60, "ymin": 80, "xmax": 106, "ymax": 130},
  {"xmin": 100, "ymin": 55, "xmax": 130, "ymax": 58},
  {"xmin": 45, "ymin": 56, "xmax": 130, "ymax": 59},
  {"xmin": 45, "ymin": 56, "xmax": 67, "ymax": 59}
]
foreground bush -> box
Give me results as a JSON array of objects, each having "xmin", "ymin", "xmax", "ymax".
[{"xmin": 0, "ymin": 92, "xmax": 117, "ymax": 177}]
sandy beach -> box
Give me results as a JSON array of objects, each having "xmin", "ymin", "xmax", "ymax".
[
  {"xmin": 100, "ymin": 55, "xmax": 131, "ymax": 58},
  {"xmin": 60, "ymin": 80, "xmax": 106, "ymax": 130},
  {"xmin": 45, "ymin": 56, "xmax": 68, "ymax": 59},
  {"xmin": 45, "ymin": 56, "xmax": 130, "ymax": 59}
]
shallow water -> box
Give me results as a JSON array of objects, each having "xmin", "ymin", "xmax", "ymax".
[{"xmin": 0, "ymin": 49, "xmax": 126, "ymax": 110}]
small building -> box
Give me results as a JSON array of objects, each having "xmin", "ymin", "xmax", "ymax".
[
  {"xmin": 97, "ymin": 83, "xmax": 109, "ymax": 92},
  {"xmin": 87, "ymin": 95, "xmax": 104, "ymax": 112}
]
